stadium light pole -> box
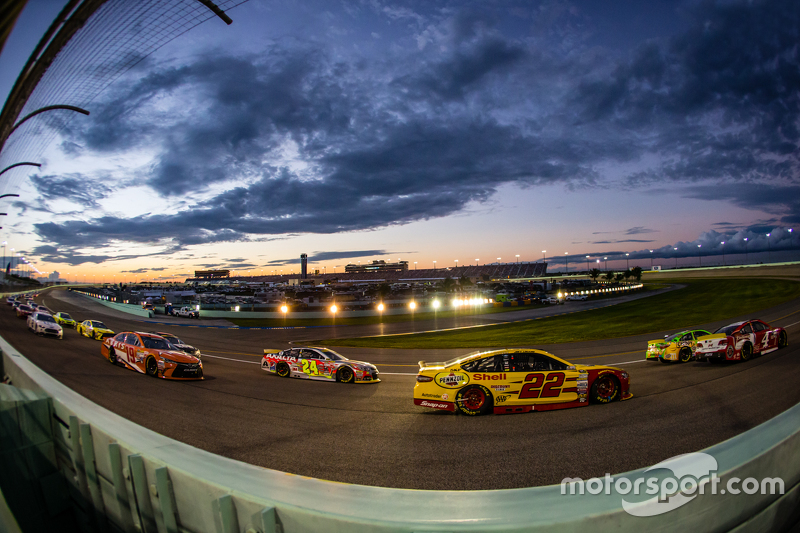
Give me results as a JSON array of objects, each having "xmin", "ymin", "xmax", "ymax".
[
  {"xmin": 516, "ymin": 254, "xmax": 519, "ymax": 263},
  {"xmin": 625, "ymin": 253, "xmax": 629, "ymax": 270},
  {"xmin": 433, "ymin": 261, "xmax": 436, "ymax": 270},
  {"xmin": 674, "ymin": 247, "xmax": 678, "ymax": 269},
  {"xmin": 698, "ymin": 244, "xmax": 702, "ymax": 267},
  {"xmin": 744, "ymin": 237, "xmax": 748, "ymax": 264},
  {"xmin": 564, "ymin": 253, "xmax": 568, "ymax": 275},
  {"xmin": 721, "ymin": 241, "xmax": 725, "ymax": 266},
  {"xmin": 414, "ymin": 262, "xmax": 417, "ymax": 269},
  {"xmin": 604, "ymin": 256, "xmax": 608, "ymax": 270},
  {"xmin": 649, "ymin": 250, "xmax": 653, "ymax": 269},
  {"xmin": 475, "ymin": 258, "xmax": 479, "ymax": 266},
  {"xmin": 586, "ymin": 255, "xmax": 590, "ymax": 272},
  {"xmin": 766, "ymin": 233, "xmax": 771, "ymax": 263},
  {"xmin": 542, "ymin": 250, "xmax": 546, "ymax": 263},
  {"xmin": 454, "ymin": 259, "xmax": 458, "ymax": 269}
]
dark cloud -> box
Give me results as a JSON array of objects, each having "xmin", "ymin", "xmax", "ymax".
[
  {"xmin": 27, "ymin": 0, "xmax": 800, "ymax": 262},
  {"xmin": 29, "ymin": 173, "xmax": 112, "ymax": 209}
]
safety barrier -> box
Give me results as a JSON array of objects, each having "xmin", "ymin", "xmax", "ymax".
[{"xmin": 0, "ymin": 334, "xmax": 798, "ymax": 532}]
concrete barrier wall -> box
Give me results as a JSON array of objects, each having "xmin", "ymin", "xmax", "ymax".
[{"xmin": 0, "ymin": 335, "xmax": 798, "ymax": 532}]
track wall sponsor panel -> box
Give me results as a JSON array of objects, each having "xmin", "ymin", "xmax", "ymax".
[{"xmin": 0, "ymin": 335, "xmax": 798, "ymax": 532}]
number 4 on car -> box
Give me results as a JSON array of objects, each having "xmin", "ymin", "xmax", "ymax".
[{"xmin": 414, "ymin": 349, "xmax": 632, "ymax": 415}]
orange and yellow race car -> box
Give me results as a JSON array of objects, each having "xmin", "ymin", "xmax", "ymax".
[
  {"xmin": 414, "ymin": 348, "xmax": 631, "ymax": 415},
  {"xmin": 101, "ymin": 332, "xmax": 203, "ymax": 380}
]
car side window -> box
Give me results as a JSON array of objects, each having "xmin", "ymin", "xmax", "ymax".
[
  {"xmin": 114, "ymin": 333, "xmax": 125, "ymax": 341},
  {"xmin": 752, "ymin": 322, "xmax": 767, "ymax": 332},
  {"xmin": 681, "ymin": 333, "xmax": 693, "ymax": 342},
  {"xmin": 125, "ymin": 334, "xmax": 141, "ymax": 346},
  {"xmin": 740, "ymin": 324, "xmax": 753, "ymax": 334},
  {"xmin": 300, "ymin": 349, "xmax": 318, "ymax": 359},
  {"xmin": 462, "ymin": 355, "xmax": 501, "ymax": 372}
]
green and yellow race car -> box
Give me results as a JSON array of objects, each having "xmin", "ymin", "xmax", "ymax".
[
  {"xmin": 646, "ymin": 329, "xmax": 711, "ymax": 363},
  {"xmin": 77, "ymin": 320, "xmax": 115, "ymax": 340},
  {"xmin": 53, "ymin": 312, "xmax": 76, "ymax": 328}
]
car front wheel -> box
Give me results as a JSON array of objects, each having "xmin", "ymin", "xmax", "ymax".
[
  {"xmin": 679, "ymin": 348, "xmax": 693, "ymax": 363},
  {"xmin": 145, "ymin": 357, "xmax": 158, "ymax": 377},
  {"xmin": 741, "ymin": 343, "xmax": 753, "ymax": 362},
  {"xmin": 337, "ymin": 366, "xmax": 355, "ymax": 383},
  {"xmin": 590, "ymin": 374, "xmax": 620, "ymax": 403}
]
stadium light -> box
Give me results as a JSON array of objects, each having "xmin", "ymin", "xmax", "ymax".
[{"xmin": 377, "ymin": 303, "xmax": 384, "ymax": 312}]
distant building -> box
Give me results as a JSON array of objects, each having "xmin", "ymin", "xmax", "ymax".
[
  {"xmin": 301, "ymin": 253, "xmax": 308, "ymax": 279},
  {"xmin": 195, "ymin": 269, "xmax": 230, "ymax": 279},
  {"xmin": 345, "ymin": 260, "xmax": 409, "ymax": 274}
]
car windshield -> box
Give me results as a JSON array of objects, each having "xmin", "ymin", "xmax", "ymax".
[
  {"xmin": 163, "ymin": 334, "xmax": 183, "ymax": 344},
  {"xmin": 316, "ymin": 348, "xmax": 345, "ymax": 361},
  {"xmin": 438, "ymin": 350, "xmax": 492, "ymax": 368},
  {"xmin": 60, "ymin": 313, "xmax": 72, "ymax": 319},
  {"xmin": 38, "ymin": 315, "xmax": 56, "ymax": 323},
  {"xmin": 19, "ymin": 305, "xmax": 31, "ymax": 311},
  {"xmin": 715, "ymin": 323, "xmax": 742, "ymax": 335},
  {"xmin": 142, "ymin": 337, "xmax": 172, "ymax": 350},
  {"xmin": 665, "ymin": 332, "xmax": 685, "ymax": 342},
  {"xmin": 92, "ymin": 322, "xmax": 108, "ymax": 329}
]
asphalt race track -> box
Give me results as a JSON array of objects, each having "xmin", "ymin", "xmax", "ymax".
[{"xmin": 3, "ymin": 288, "xmax": 800, "ymax": 490}]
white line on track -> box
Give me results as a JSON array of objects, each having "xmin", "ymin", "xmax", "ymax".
[
  {"xmin": 202, "ymin": 354, "xmax": 261, "ymax": 364},
  {"xmin": 612, "ymin": 359, "xmax": 647, "ymax": 365},
  {"xmin": 784, "ymin": 320, "xmax": 800, "ymax": 329}
]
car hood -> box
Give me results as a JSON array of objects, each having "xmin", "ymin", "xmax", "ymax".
[
  {"xmin": 157, "ymin": 350, "xmax": 200, "ymax": 363},
  {"xmin": 344, "ymin": 359, "xmax": 377, "ymax": 369}
]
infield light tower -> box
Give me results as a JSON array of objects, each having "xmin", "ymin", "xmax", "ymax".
[{"xmin": 301, "ymin": 253, "xmax": 308, "ymax": 279}]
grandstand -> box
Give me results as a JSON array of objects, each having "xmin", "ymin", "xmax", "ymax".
[{"xmin": 188, "ymin": 262, "xmax": 548, "ymax": 284}]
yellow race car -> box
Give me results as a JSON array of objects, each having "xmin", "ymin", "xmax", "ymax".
[
  {"xmin": 414, "ymin": 348, "xmax": 632, "ymax": 416},
  {"xmin": 53, "ymin": 312, "xmax": 77, "ymax": 328},
  {"xmin": 646, "ymin": 329, "xmax": 711, "ymax": 363},
  {"xmin": 77, "ymin": 320, "xmax": 115, "ymax": 340}
]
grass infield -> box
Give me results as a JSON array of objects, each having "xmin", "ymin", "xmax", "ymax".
[{"xmin": 317, "ymin": 278, "xmax": 800, "ymax": 349}]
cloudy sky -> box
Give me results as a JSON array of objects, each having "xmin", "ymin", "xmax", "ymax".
[{"xmin": 0, "ymin": 0, "xmax": 798, "ymax": 281}]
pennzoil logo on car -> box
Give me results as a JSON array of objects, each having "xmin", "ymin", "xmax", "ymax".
[{"xmin": 434, "ymin": 370, "xmax": 469, "ymax": 388}]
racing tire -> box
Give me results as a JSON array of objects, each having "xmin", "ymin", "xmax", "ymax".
[
  {"xmin": 337, "ymin": 366, "xmax": 355, "ymax": 384},
  {"xmin": 741, "ymin": 343, "xmax": 752, "ymax": 362},
  {"xmin": 590, "ymin": 374, "xmax": 620, "ymax": 404},
  {"xmin": 778, "ymin": 331, "xmax": 788, "ymax": 349},
  {"xmin": 108, "ymin": 348, "xmax": 117, "ymax": 365},
  {"xmin": 679, "ymin": 348, "xmax": 693, "ymax": 363},
  {"xmin": 455, "ymin": 385, "xmax": 493, "ymax": 416},
  {"xmin": 145, "ymin": 356, "xmax": 159, "ymax": 377},
  {"xmin": 276, "ymin": 362, "xmax": 291, "ymax": 378}
]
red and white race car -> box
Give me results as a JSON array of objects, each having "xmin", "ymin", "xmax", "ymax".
[
  {"xmin": 695, "ymin": 319, "xmax": 788, "ymax": 362},
  {"xmin": 261, "ymin": 347, "xmax": 380, "ymax": 383}
]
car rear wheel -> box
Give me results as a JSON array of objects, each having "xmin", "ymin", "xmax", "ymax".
[
  {"xmin": 337, "ymin": 366, "xmax": 355, "ymax": 383},
  {"xmin": 276, "ymin": 362, "xmax": 290, "ymax": 377},
  {"xmin": 590, "ymin": 374, "xmax": 620, "ymax": 404},
  {"xmin": 679, "ymin": 348, "xmax": 693, "ymax": 363},
  {"xmin": 778, "ymin": 331, "xmax": 788, "ymax": 348},
  {"xmin": 145, "ymin": 357, "xmax": 158, "ymax": 377},
  {"xmin": 456, "ymin": 385, "xmax": 493, "ymax": 416},
  {"xmin": 108, "ymin": 348, "xmax": 117, "ymax": 364},
  {"xmin": 741, "ymin": 343, "xmax": 752, "ymax": 362}
]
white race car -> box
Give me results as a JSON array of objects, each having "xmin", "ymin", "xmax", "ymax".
[{"xmin": 27, "ymin": 312, "xmax": 63, "ymax": 339}]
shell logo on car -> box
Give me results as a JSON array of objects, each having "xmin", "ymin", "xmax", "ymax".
[{"xmin": 414, "ymin": 349, "xmax": 632, "ymax": 416}]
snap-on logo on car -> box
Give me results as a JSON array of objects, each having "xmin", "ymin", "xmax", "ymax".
[
  {"xmin": 434, "ymin": 371, "xmax": 469, "ymax": 388},
  {"xmin": 420, "ymin": 401, "xmax": 449, "ymax": 409}
]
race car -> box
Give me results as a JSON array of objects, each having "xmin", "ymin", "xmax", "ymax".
[
  {"xmin": 646, "ymin": 329, "xmax": 711, "ymax": 363},
  {"xmin": 77, "ymin": 320, "xmax": 115, "ymax": 340},
  {"xmin": 261, "ymin": 347, "xmax": 380, "ymax": 383},
  {"xmin": 414, "ymin": 348, "xmax": 632, "ymax": 416},
  {"xmin": 27, "ymin": 312, "xmax": 63, "ymax": 339},
  {"xmin": 101, "ymin": 332, "xmax": 203, "ymax": 380},
  {"xmin": 151, "ymin": 331, "xmax": 201, "ymax": 358},
  {"xmin": 15, "ymin": 304, "xmax": 33, "ymax": 318},
  {"xmin": 53, "ymin": 312, "xmax": 77, "ymax": 328},
  {"xmin": 695, "ymin": 319, "xmax": 788, "ymax": 363}
]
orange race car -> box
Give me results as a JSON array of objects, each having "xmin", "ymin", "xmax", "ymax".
[{"xmin": 101, "ymin": 332, "xmax": 203, "ymax": 380}]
